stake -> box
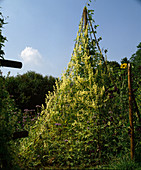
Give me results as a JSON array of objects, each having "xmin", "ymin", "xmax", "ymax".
[
  {"xmin": 83, "ymin": 7, "xmax": 87, "ymax": 29},
  {"xmin": 128, "ymin": 63, "xmax": 134, "ymax": 160}
]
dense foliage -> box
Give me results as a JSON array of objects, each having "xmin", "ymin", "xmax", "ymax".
[
  {"xmin": 0, "ymin": 72, "xmax": 23, "ymax": 169},
  {"xmin": 130, "ymin": 43, "xmax": 141, "ymax": 113},
  {"xmin": 5, "ymin": 71, "xmax": 57, "ymax": 111}
]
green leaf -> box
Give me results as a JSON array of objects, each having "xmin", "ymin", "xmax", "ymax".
[
  {"xmin": 104, "ymin": 144, "xmax": 109, "ymax": 147},
  {"xmin": 88, "ymin": 10, "xmax": 94, "ymax": 13},
  {"xmin": 88, "ymin": 15, "xmax": 92, "ymax": 20},
  {"xmin": 94, "ymin": 25, "xmax": 99, "ymax": 29},
  {"xmin": 107, "ymin": 121, "xmax": 111, "ymax": 126}
]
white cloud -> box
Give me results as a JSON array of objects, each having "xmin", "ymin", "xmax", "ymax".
[
  {"xmin": 20, "ymin": 47, "xmax": 42, "ymax": 66},
  {"xmin": 19, "ymin": 46, "xmax": 57, "ymax": 77}
]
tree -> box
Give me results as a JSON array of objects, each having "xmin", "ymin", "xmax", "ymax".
[
  {"xmin": 5, "ymin": 71, "xmax": 57, "ymax": 111},
  {"xmin": 129, "ymin": 42, "xmax": 141, "ymax": 80},
  {"xmin": 106, "ymin": 61, "xmax": 120, "ymax": 72},
  {"xmin": 129, "ymin": 42, "xmax": 141, "ymax": 113},
  {"xmin": 0, "ymin": 9, "xmax": 7, "ymax": 59},
  {"xmin": 121, "ymin": 57, "xmax": 129, "ymax": 64}
]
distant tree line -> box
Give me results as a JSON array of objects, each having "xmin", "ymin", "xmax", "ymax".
[{"xmin": 4, "ymin": 71, "xmax": 57, "ymax": 111}]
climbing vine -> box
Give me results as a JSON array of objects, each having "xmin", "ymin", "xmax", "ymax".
[{"xmin": 15, "ymin": 6, "xmax": 134, "ymax": 169}]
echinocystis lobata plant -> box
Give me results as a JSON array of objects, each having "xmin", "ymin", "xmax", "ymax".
[{"xmin": 18, "ymin": 7, "xmax": 129, "ymax": 168}]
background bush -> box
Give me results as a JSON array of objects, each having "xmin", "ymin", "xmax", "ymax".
[
  {"xmin": 0, "ymin": 72, "xmax": 22, "ymax": 169},
  {"xmin": 5, "ymin": 71, "xmax": 57, "ymax": 111}
]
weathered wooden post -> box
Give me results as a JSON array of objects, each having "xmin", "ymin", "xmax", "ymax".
[{"xmin": 128, "ymin": 62, "xmax": 134, "ymax": 160}]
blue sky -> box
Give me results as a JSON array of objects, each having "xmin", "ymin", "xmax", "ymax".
[{"xmin": 1, "ymin": 0, "xmax": 141, "ymax": 78}]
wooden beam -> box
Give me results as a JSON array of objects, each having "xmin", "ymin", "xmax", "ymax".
[{"xmin": 0, "ymin": 59, "xmax": 22, "ymax": 69}]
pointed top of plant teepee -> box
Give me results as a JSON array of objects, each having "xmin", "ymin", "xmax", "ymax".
[
  {"xmin": 40, "ymin": 5, "xmax": 109, "ymax": 124},
  {"xmin": 61, "ymin": 6, "xmax": 106, "ymax": 81}
]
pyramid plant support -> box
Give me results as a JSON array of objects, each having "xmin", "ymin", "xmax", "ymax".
[{"xmin": 17, "ymin": 6, "xmax": 135, "ymax": 167}]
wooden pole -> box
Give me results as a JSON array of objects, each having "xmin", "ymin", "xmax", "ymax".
[
  {"xmin": 83, "ymin": 7, "xmax": 87, "ymax": 29},
  {"xmin": 128, "ymin": 63, "xmax": 134, "ymax": 160}
]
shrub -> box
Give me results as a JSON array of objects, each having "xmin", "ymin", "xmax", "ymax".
[
  {"xmin": 0, "ymin": 72, "xmax": 22, "ymax": 169},
  {"xmin": 5, "ymin": 71, "xmax": 56, "ymax": 111}
]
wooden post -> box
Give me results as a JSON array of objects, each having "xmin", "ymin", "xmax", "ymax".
[
  {"xmin": 83, "ymin": 7, "xmax": 87, "ymax": 29},
  {"xmin": 128, "ymin": 63, "xmax": 134, "ymax": 160}
]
